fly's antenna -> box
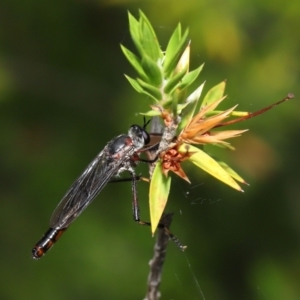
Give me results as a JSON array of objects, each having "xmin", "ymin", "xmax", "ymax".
[{"xmin": 143, "ymin": 116, "xmax": 151, "ymax": 130}]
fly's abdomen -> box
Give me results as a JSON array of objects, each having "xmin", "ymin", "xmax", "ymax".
[{"xmin": 32, "ymin": 228, "xmax": 66, "ymax": 259}]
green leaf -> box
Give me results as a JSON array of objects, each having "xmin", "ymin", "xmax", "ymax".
[
  {"xmin": 171, "ymin": 88, "xmax": 180, "ymax": 117},
  {"xmin": 178, "ymin": 82, "xmax": 205, "ymax": 132},
  {"xmin": 217, "ymin": 161, "xmax": 247, "ymax": 184},
  {"xmin": 149, "ymin": 161, "xmax": 172, "ymax": 234},
  {"xmin": 140, "ymin": 110, "xmax": 162, "ymax": 117},
  {"xmin": 205, "ymin": 110, "xmax": 249, "ymax": 117},
  {"xmin": 128, "ymin": 12, "xmax": 144, "ymax": 57},
  {"xmin": 139, "ymin": 10, "xmax": 162, "ymax": 61},
  {"xmin": 179, "ymin": 144, "xmax": 243, "ymax": 191},
  {"xmin": 141, "ymin": 54, "xmax": 163, "ymax": 86},
  {"xmin": 210, "ymin": 143, "xmax": 236, "ymax": 151},
  {"xmin": 164, "ymin": 23, "xmax": 181, "ymax": 66},
  {"xmin": 163, "ymin": 66, "xmax": 188, "ymax": 94},
  {"xmin": 139, "ymin": 90, "xmax": 161, "ymax": 101},
  {"xmin": 229, "ymin": 110, "xmax": 249, "ymax": 117},
  {"xmin": 172, "ymin": 64, "xmax": 203, "ymax": 92},
  {"xmin": 137, "ymin": 78, "xmax": 161, "ymax": 101},
  {"xmin": 120, "ymin": 45, "xmax": 148, "ymax": 81},
  {"xmin": 164, "ymin": 28, "xmax": 189, "ymax": 78},
  {"xmin": 174, "ymin": 43, "xmax": 190, "ymax": 74},
  {"xmin": 201, "ymin": 81, "xmax": 226, "ymax": 108},
  {"xmin": 125, "ymin": 75, "xmax": 159, "ymax": 101},
  {"xmin": 124, "ymin": 75, "xmax": 144, "ymax": 93},
  {"xmin": 128, "ymin": 12, "xmax": 140, "ymax": 41}
]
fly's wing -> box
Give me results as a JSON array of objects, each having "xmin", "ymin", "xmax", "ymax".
[{"xmin": 50, "ymin": 145, "xmax": 133, "ymax": 229}]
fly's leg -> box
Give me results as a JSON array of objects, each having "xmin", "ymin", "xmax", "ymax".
[
  {"xmin": 159, "ymin": 223, "xmax": 187, "ymax": 251},
  {"xmin": 130, "ymin": 171, "xmax": 186, "ymax": 251},
  {"xmin": 130, "ymin": 171, "xmax": 149, "ymax": 226},
  {"xmin": 138, "ymin": 157, "xmax": 158, "ymax": 163},
  {"xmin": 108, "ymin": 176, "xmax": 149, "ymax": 183}
]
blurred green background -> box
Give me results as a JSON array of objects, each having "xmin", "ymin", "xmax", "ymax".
[{"xmin": 1, "ymin": 1, "xmax": 299, "ymax": 299}]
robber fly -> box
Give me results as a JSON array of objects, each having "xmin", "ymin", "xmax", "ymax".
[{"xmin": 32, "ymin": 123, "xmax": 157, "ymax": 259}]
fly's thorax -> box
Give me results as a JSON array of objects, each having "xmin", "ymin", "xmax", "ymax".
[
  {"xmin": 107, "ymin": 134, "xmax": 132, "ymax": 156},
  {"xmin": 128, "ymin": 125, "xmax": 150, "ymax": 150}
]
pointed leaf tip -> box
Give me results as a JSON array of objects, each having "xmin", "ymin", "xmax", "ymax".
[{"xmin": 180, "ymin": 144, "xmax": 242, "ymax": 191}]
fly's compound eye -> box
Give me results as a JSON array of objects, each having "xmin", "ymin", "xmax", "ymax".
[{"xmin": 129, "ymin": 125, "xmax": 151, "ymax": 145}]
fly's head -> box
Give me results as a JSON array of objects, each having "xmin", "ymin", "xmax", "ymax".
[{"xmin": 128, "ymin": 124, "xmax": 150, "ymax": 150}]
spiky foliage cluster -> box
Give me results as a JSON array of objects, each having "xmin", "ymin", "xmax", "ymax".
[{"xmin": 121, "ymin": 10, "xmax": 292, "ymax": 233}]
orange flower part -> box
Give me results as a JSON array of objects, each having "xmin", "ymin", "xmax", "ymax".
[
  {"xmin": 178, "ymin": 97, "xmax": 245, "ymax": 146},
  {"xmin": 161, "ymin": 144, "xmax": 194, "ymax": 183}
]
